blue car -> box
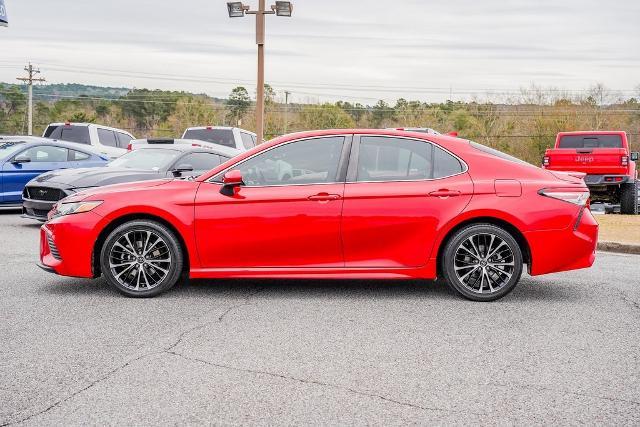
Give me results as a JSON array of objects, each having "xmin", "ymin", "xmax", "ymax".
[{"xmin": 0, "ymin": 136, "xmax": 108, "ymax": 210}]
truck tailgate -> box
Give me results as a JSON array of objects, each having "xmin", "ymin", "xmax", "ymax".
[{"xmin": 545, "ymin": 148, "xmax": 627, "ymax": 175}]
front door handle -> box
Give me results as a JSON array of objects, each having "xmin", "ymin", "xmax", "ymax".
[
  {"xmin": 429, "ymin": 189, "xmax": 461, "ymax": 198},
  {"xmin": 308, "ymin": 192, "xmax": 341, "ymax": 201}
]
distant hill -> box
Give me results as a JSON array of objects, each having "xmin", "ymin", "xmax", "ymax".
[{"xmin": 0, "ymin": 82, "xmax": 131, "ymax": 100}]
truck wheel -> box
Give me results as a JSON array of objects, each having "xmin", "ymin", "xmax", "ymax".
[{"xmin": 620, "ymin": 180, "xmax": 638, "ymax": 215}]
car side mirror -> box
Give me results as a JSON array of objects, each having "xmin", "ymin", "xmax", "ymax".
[
  {"xmin": 631, "ymin": 152, "xmax": 639, "ymax": 162},
  {"xmin": 220, "ymin": 169, "xmax": 244, "ymax": 196},
  {"xmin": 172, "ymin": 164, "xmax": 194, "ymax": 177},
  {"xmin": 11, "ymin": 154, "xmax": 31, "ymax": 164}
]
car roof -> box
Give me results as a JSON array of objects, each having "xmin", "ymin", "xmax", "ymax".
[
  {"xmin": 46, "ymin": 123, "xmax": 134, "ymax": 135},
  {"xmin": 133, "ymin": 139, "xmax": 241, "ymax": 157},
  {"xmin": 0, "ymin": 135, "xmax": 105, "ymax": 155},
  {"xmin": 184, "ymin": 126, "xmax": 256, "ymax": 136}
]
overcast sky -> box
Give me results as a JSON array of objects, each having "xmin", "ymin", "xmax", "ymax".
[{"xmin": 1, "ymin": 0, "xmax": 639, "ymax": 103}]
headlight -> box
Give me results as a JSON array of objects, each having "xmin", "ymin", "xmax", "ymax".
[{"xmin": 51, "ymin": 201, "xmax": 103, "ymax": 218}]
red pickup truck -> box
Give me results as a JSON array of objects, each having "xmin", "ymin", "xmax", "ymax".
[{"xmin": 543, "ymin": 131, "xmax": 639, "ymax": 214}]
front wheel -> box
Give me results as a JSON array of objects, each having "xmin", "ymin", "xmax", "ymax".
[
  {"xmin": 441, "ymin": 224, "xmax": 523, "ymax": 302},
  {"xmin": 100, "ymin": 220, "xmax": 184, "ymax": 297}
]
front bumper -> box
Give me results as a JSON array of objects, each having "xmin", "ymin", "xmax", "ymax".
[
  {"xmin": 39, "ymin": 211, "xmax": 104, "ymax": 278},
  {"xmin": 22, "ymin": 198, "xmax": 55, "ymax": 221},
  {"xmin": 526, "ymin": 207, "xmax": 598, "ymax": 276}
]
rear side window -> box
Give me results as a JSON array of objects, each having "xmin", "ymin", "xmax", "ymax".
[
  {"xmin": 240, "ymin": 132, "xmax": 255, "ymax": 149},
  {"xmin": 433, "ymin": 145, "xmax": 463, "ymax": 178},
  {"xmin": 470, "ymin": 141, "xmax": 533, "ymax": 166},
  {"xmin": 97, "ymin": 129, "xmax": 118, "ymax": 147},
  {"xmin": 70, "ymin": 150, "xmax": 90, "ymax": 161},
  {"xmin": 116, "ymin": 132, "xmax": 133, "ymax": 148},
  {"xmin": 356, "ymin": 137, "xmax": 463, "ymax": 182},
  {"xmin": 558, "ymin": 135, "xmax": 623, "ymax": 148},
  {"xmin": 47, "ymin": 126, "xmax": 90, "ymax": 145},
  {"xmin": 183, "ymin": 129, "xmax": 235, "ymax": 148},
  {"xmin": 20, "ymin": 145, "xmax": 69, "ymax": 162},
  {"xmin": 178, "ymin": 152, "xmax": 222, "ymax": 171}
]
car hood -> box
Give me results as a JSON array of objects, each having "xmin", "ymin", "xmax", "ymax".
[
  {"xmin": 63, "ymin": 179, "xmax": 174, "ymax": 203},
  {"xmin": 29, "ymin": 167, "xmax": 163, "ymax": 188}
]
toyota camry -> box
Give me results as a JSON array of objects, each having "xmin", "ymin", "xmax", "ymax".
[{"xmin": 38, "ymin": 129, "xmax": 598, "ymax": 301}]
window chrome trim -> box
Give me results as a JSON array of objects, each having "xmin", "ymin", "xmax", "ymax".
[
  {"xmin": 348, "ymin": 134, "xmax": 469, "ymax": 184},
  {"xmin": 206, "ymin": 135, "xmax": 350, "ymax": 187}
]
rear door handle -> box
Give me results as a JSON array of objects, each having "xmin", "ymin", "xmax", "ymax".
[
  {"xmin": 308, "ymin": 192, "xmax": 341, "ymax": 201},
  {"xmin": 429, "ymin": 189, "xmax": 461, "ymax": 198}
]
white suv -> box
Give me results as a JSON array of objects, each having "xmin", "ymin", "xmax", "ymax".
[
  {"xmin": 43, "ymin": 122, "xmax": 135, "ymax": 159},
  {"xmin": 182, "ymin": 126, "xmax": 257, "ymax": 151}
]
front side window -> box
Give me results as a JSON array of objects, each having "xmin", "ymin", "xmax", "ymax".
[
  {"xmin": 98, "ymin": 129, "xmax": 118, "ymax": 147},
  {"xmin": 217, "ymin": 136, "xmax": 344, "ymax": 186},
  {"xmin": 19, "ymin": 145, "xmax": 69, "ymax": 163}
]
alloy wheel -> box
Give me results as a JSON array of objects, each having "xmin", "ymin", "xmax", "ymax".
[
  {"xmin": 453, "ymin": 232, "xmax": 515, "ymax": 294},
  {"xmin": 108, "ymin": 229, "xmax": 172, "ymax": 292}
]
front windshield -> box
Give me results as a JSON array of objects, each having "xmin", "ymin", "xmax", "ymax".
[
  {"xmin": 0, "ymin": 142, "xmax": 26, "ymax": 159},
  {"xmin": 108, "ymin": 148, "xmax": 181, "ymax": 170}
]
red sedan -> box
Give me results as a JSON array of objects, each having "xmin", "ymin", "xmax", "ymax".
[{"xmin": 39, "ymin": 129, "xmax": 598, "ymax": 301}]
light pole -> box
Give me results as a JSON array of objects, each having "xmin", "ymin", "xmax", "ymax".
[{"xmin": 227, "ymin": 1, "xmax": 293, "ymax": 144}]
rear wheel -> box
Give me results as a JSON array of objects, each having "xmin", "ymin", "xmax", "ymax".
[
  {"xmin": 441, "ymin": 224, "xmax": 523, "ymax": 302},
  {"xmin": 100, "ymin": 220, "xmax": 184, "ymax": 297},
  {"xmin": 620, "ymin": 180, "xmax": 638, "ymax": 215}
]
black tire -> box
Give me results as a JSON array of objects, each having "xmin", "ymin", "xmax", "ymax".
[
  {"xmin": 620, "ymin": 180, "xmax": 638, "ymax": 215},
  {"xmin": 441, "ymin": 224, "xmax": 523, "ymax": 302},
  {"xmin": 100, "ymin": 220, "xmax": 184, "ymax": 297}
]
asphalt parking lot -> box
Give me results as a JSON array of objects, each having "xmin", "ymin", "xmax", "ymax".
[{"xmin": 1, "ymin": 212, "xmax": 639, "ymax": 425}]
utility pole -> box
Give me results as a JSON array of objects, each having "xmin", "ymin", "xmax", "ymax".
[
  {"xmin": 226, "ymin": 1, "xmax": 293, "ymax": 143},
  {"xmin": 284, "ymin": 90, "xmax": 290, "ymax": 134},
  {"xmin": 16, "ymin": 63, "xmax": 45, "ymax": 136}
]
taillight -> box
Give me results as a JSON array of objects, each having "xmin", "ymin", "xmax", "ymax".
[
  {"xmin": 127, "ymin": 143, "xmax": 132, "ymax": 151},
  {"xmin": 539, "ymin": 189, "xmax": 590, "ymax": 206},
  {"xmin": 543, "ymin": 156, "xmax": 550, "ymax": 167},
  {"xmin": 621, "ymin": 155, "xmax": 628, "ymax": 166}
]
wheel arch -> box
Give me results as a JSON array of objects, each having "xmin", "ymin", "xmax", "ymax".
[
  {"xmin": 92, "ymin": 213, "xmax": 191, "ymax": 278},
  {"xmin": 435, "ymin": 216, "xmax": 532, "ymax": 275}
]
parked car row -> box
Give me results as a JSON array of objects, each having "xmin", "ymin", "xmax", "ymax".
[{"xmin": 1, "ymin": 122, "xmax": 256, "ymax": 219}]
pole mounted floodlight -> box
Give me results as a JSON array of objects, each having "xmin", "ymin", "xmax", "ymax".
[
  {"xmin": 226, "ymin": 1, "xmax": 293, "ymax": 144},
  {"xmin": 272, "ymin": 1, "xmax": 292, "ymax": 17},
  {"xmin": 227, "ymin": 2, "xmax": 247, "ymax": 17}
]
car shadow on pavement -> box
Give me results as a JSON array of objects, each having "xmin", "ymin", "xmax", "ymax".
[{"xmin": 40, "ymin": 275, "xmax": 584, "ymax": 303}]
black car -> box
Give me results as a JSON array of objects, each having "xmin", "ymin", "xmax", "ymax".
[{"xmin": 22, "ymin": 144, "xmax": 240, "ymax": 221}]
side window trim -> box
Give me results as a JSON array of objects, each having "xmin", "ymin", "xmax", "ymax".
[
  {"xmin": 208, "ymin": 135, "xmax": 352, "ymax": 186},
  {"xmin": 347, "ymin": 134, "xmax": 468, "ymax": 183}
]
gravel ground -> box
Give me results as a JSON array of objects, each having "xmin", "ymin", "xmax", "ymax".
[{"xmin": 1, "ymin": 212, "xmax": 639, "ymax": 425}]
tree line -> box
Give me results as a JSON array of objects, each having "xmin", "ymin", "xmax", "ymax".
[{"xmin": 1, "ymin": 82, "xmax": 639, "ymax": 165}]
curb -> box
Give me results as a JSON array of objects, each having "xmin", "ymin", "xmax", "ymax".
[{"xmin": 598, "ymin": 241, "xmax": 640, "ymax": 255}]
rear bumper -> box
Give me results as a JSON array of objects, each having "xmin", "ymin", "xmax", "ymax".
[
  {"xmin": 526, "ymin": 208, "xmax": 598, "ymax": 276},
  {"xmin": 584, "ymin": 174, "xmax": 629, "ymax": 186}
]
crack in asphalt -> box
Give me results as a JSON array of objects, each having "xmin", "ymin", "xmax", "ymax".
[
  {"xmin": 165, "ymin": 351, "xmax": 482, "ymax": 417},
  {"xmin": 0, "ymin": 351, "xmax": 155, "ymax": 427},
  {"xmin": 488, "ymin": 381, "xmax": 640, "ymax": 407},
  {"xmin": 1, "ymin": 286, "xmax": 266, "ymax": 426},
  {"xmin": 613, "ymin": 289, "xmax": 640, "ymax": 314}
]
